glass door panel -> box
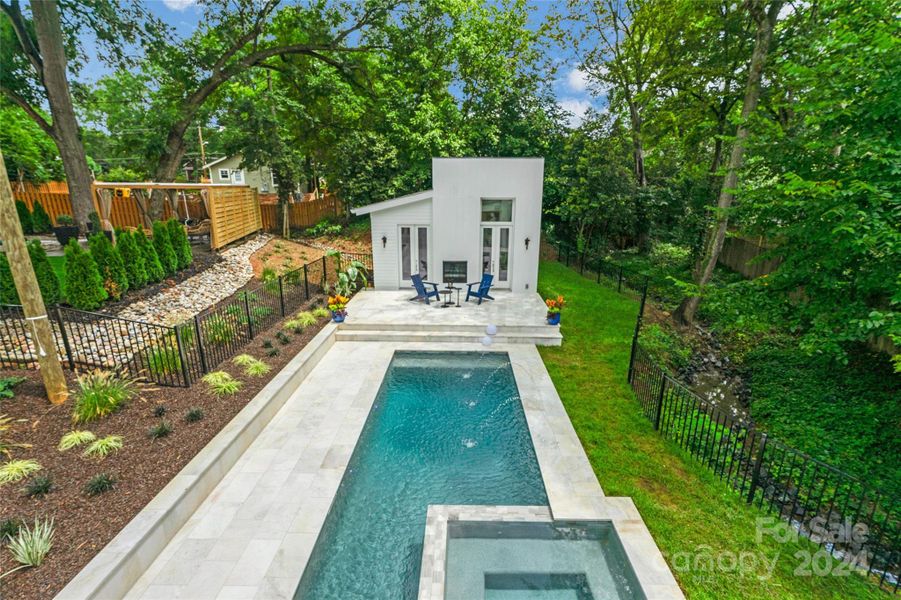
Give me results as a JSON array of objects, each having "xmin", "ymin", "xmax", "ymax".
[
  {"xmin": 417, "ymin": 227, "xmax": 428, "ymax": 278},
  {"xmin": 401, "ymin": 226, "xmax": 412, "ymax": 280},
  {"xmin": 482, "ymin": 228, "xmax": 493, "ymax": 275},
  {"xmin": 498, "ymin": 227, "xmax": 510, "ymax": 282}
]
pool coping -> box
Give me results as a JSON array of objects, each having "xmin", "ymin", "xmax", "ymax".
[
  {"xmin": 418, "ymin": 503, "xmax": 685, "ymax": 600},
  {"xmin": 54, "ymin": 322, "xmax": 339, "ymax": 600}
]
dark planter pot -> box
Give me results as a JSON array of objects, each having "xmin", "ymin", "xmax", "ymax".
[
  {"xmin": 547, "ymin": 312, "xmax": 561, "ymax": 326},
  {"xmin": 53, "ymin": 226, "xmax": 79, "ymax": 247},
  {"xmin": 332, "ymin": 311, "xmax": 346, "ymax": 323}
]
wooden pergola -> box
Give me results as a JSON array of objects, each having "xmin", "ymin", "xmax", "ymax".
[{"xmin": 91, "ymin": 182, "xmax": 262, "ymax": 250}]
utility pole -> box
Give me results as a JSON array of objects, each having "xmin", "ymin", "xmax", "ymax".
[
  {"xmin": 197, "ymin": 126, "xmax": 207, "ymax": 170},
  {"xmin": 0, "ymin": 151, "xmax": 68, "ymax": 403}
]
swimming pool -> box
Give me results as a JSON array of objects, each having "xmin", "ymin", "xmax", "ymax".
[{"xmin": 294, "ymin": 351, "xmax": 548, "ymax": 599}]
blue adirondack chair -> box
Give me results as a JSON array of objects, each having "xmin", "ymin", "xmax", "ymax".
[
  {"xmin": 465, "ymin": 273, "xmax": 495, "ymax": 305},
  {"xmin": 410, "ymin": 274, "xmax": 441, "ymax": 304}
]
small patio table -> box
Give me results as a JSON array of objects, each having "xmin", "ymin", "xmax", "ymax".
[{"xmin": 438, "ymin": 289, "xmax": 453, "ymax": 308}]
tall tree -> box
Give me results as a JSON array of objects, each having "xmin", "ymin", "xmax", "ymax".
[
  {"xmin": 0, "ymin": 0, "xmax": 158, "ymax": 227},
  {"xmin": 143, "ymin": 0, "xmax": 394, "ymax": 218},
  {"xmin": 672, "ymin": 0, "xmax": 783, "ymax": 325}
]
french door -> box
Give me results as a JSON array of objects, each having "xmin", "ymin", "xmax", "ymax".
[
  {"xmin": 400, "ymin": 225, "xmax": 429, "ymax": 285},
  {"xmin": 480, "ymin": 225, "xmax": 511, "ymax": 288}
]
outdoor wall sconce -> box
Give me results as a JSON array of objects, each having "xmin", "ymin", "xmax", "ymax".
[
  {"xmin": 525, "ymin": 237, "xmax": 531, "ymax": 250},
  {"xmin": 381, "ymin": 235, "xmax": 387, "ymax": 248}
]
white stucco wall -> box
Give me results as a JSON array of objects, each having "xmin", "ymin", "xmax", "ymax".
[
  {"xmin": 431, "ymin": 158, "xmax": 544, "ymax": 293},
  {"xmin": 369, "ymin": 198, "xmax": 433, "ymax": 289},
  {"xmin": 361, "ymin": 157, "xmax": 544, "ymax": 292}
]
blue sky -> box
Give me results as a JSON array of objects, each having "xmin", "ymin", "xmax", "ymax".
[{"xmin": 85, "ymin": 0, "xmax": 601, "ymax": 127}]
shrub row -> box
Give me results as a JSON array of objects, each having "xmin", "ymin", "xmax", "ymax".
[
  {"xmin": 64, "ymin": 220, "xmax": 193, "ymax": 310},
  {"xmin": 15, "ymin": 200, "xmax": 52, "ymax": 235},
  {"xmin": 0, "ymin": 220, "xmax": 193, "ymax": 311}
]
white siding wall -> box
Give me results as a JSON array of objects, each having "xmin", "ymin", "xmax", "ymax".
[
  {"xmin": 369, "ymin": 198, "xmax": 433, "ymax": 289},
  {"xmin": 431, "ymin": 158, "xmax": 544, "ymax": 293}
]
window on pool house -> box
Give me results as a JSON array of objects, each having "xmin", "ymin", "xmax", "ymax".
[{"xmin": 481, "ymin": 198, "xmax": 513, "ymax": 222}]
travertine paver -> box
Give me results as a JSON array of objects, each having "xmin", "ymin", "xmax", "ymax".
[{"xmin": 122, "ymin": 337, "xmax": 677, "ymax": 599}]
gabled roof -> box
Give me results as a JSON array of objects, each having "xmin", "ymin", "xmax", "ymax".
[
  {"xmin": 351, "ymin": 190, "xmax": 433, "ymax": 215},
  {"xmin": 201, "ymin": 155, "xmax": 235, "ymax": 170}
]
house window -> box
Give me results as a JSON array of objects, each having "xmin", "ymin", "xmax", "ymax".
[
  {"xmin": 481, "ymin": 199, "xmax": 513, "ymax": 222},
  {"xmin": 232, "ymin": 169, "xmax": 244, "ymax": 184},
  {"xmin": 218, "ymin": 168, "xmax": 230, "ymax": 181}
]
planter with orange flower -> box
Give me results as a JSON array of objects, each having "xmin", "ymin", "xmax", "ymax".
[
  {"xmin": 545, "ymin": 295, "xmax": 565, "ymax": 325},
  {"xmin": 328, "ymin": 294, "xmax": 349, "ymax": 323}
]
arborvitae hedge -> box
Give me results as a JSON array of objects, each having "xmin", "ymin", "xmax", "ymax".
[
  {"xmin": 64, "ymin": 239, "xmax": 107, "ymax": 310},
  {"xmin": 167, "ymin": 219, "xmax": 192, "ymax": 270},
  {"xmin": 0, "ymin": 254, "xmax": 18, "ymax": 304},
  {"xmin": 116, "ymin": 230, "xmax": 148, "ymax": 289},
  {"xmin": 89, "ymin": 233, "xmax": 129, "ymax": 300},
  {"xmin": 15, "ymin": 201, "xmax": 33, "ymax": 234},
  {"xmin": 31, "ymin": 201, "xmax": 53, "ymax": 234},
  {"xmin": 135, "ymin": 227, "xmax": 165, "ymax": 283},
  {"xmin": 152, "ymin": 221, "xmax": 177, "ymax": 276},
  {"xmin": 27, "ymin": 241, "xmax": 61, "ymax": 306},
  {"xmin": 0, "ymin": 243, "xmax": 62, "ymax": 306}
]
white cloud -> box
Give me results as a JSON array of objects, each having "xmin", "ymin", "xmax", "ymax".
[
  {"xmin": 163, "ymin": 0, "xmax": 196, "ymax": 11},
  {"xmin": 566, "ymin": 68, "xmax": 590, "ymax": 93},
  {"xmin": 558, "ymin": 98, "xmax": 593, "ymax": 128}
]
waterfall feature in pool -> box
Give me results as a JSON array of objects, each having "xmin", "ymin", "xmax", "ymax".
[{"xmin": 294, "ymin": 351, "xmax": 548, "ymax": 599}]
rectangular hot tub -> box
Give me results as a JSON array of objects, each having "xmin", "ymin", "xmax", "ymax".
[{"xmin": 445, "ymin": 520, "xmax": 645, "ymax": 600}]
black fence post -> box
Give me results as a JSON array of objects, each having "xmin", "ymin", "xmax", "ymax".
[
  {"xmin": 243, "ymin": 292, "xmax": 255, "ymax": 339},
  {"xmin": 321, "ymin": 255, "xmax": 328, "ymax": 293},
  {"xmin": 193, "ymin": 314, "xmax": 208, "ymax": 374},
  {"xmin": 303, "ymin": 264, "xmax": 310, "ymax": 299},
  {"xmin": 54, "ymin": 307, "xmax": 75, "ymax": 370},
  {"xmin": 654, "ymin": 374, "xmax": 666, "ymax": 430},
  {"xmin": 174, "ymin": 324, "xmax": 191, "ymax": 387},
  {"xmin": 747, "ymin": 433, "xmax": 768, "ymax": 504},
  {"xmin": 627, "ymin": 280, "xmax": 648, "ymax": 383},
  {"xmin": 617, "ymin": 266, "xmax": 624, "ymax": 293},
  {"xmin": 277, "ymin": 276, "xmax": 286, "ymax": 316}
]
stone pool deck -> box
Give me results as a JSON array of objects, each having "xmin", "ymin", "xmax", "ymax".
[{"xmin": 62, "ymin": 291, "xmax": 681, "ymax": 600}]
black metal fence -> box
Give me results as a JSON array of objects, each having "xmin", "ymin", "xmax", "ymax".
[
  {"xmin": 630, "ymin": 347, "xmax": 900, "ymax": 591},
  {"xmin": 0, "ymin": 252, "xmax": 375, "ymax": 388}
]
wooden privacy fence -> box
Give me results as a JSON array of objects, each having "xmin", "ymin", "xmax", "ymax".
[
  {"xmin": 719, "ymin": 234, "xmax": 782, "ymax": 279},
  {"xmin": 208, "ymin": 187, "xmax": 262, "ymax": 249},
  {"xmin": 259, "ymin": 194, "xmax": 344, "ymax": 231},
  {"xmin": 14, "ymin": 181, "xmax": 203, "ymax": 228}
]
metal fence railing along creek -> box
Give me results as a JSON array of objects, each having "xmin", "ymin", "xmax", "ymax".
[
  {"xmin": 550, "ymin": 238, "xmax": 900, "ymax": 592},
  {"xmin": 0, "ymin": 251, "xmax": 373, "ymax": 389}
]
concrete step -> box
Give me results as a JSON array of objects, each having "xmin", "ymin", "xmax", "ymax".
[
  {"xmin": 338, "ymin": 322, "xmax": 556, "ymax": 336},
  {"xmin": 334, "ymin": 329, "xmax": 562, "ymax": 346}
]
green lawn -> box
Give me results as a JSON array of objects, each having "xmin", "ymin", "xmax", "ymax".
[
  {"xmin": 536, "ymin": 260, "xmax": 885, "ymax": 600},
  {"xmin": 47, "ymin": 254, "xmax": 66, "ymax": 297}
]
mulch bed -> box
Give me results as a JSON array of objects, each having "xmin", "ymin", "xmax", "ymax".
[{"xmin": 0, "ymin": 298, "xmax": 330, "ymax": 600}]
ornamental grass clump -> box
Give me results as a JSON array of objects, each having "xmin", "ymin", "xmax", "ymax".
[
  {"xmin": 134, "ymin": 228, "xmax": 165, "ymax": 283},
  {"xmin": 58, "ymin": 430, "xmax": 96, "ymax": 451},
  {"xmin": 89, "ymin": 232, "xmax": 129, "ymax": 300},
  {"xmin": 83, "ymin": 435, "xmax": 123, "ymax": 459},
  {"xmin": 1, "ymin": 415, "xmax": 30, "ymax": 458},
  {"xmin": 4, "ymin": 518, "xmax": 54, "ymax": 571},
  {"xmin": 64, "ymin": 238, "xmax": 107, "ymax": 310},
  {"xmin": 311, "ymin": 307, "xmax": 330, "ymax": 319},
  {"xmin": 22, "ymin": 475, "xmax": 52, "ymax": 498},
  {"xmin": 185, "ymin": 407, "xmax": 204, "ymax": 423},
  {"xmin": 84, "ymin": 473, "xmax": 116, "ymax": 496},
  {"xmin": 72, "ymin": 370, "xmax": 137, "ymax": 424},
  {"xmin": 201, "ymin": 371, "xmax": 242, "ymax": 397},
  {"xmin": 147, "ymin": 420, "xmax": 172, "ymax": 440},
  {"xmin": 232, "ymin": 354, "xmax": 271, "ymax": 377},
  {"xmin": 0, "ymin": 460, "xmax": 41, "ymax": 485},
  {"xmin": 152, "ymin": 221, "xmax": 178, "ymax": 276}
]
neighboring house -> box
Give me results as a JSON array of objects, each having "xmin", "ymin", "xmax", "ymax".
[
  {"xmin": 203, "ymin": 154, "xmax": 276, "ymax": 193},
  {"xmin": 352, "ymin": 157, "xmax": 544, "ymax": 292}
]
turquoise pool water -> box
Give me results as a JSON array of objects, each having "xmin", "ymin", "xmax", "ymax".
[{"xmin": 294, "ymin": 351, "xmax": 548, "ymax": 599}]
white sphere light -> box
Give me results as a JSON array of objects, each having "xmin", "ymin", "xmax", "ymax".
[
  {"xmin": 486, "ymin": 324, "xmax": 498, "ymax": 336},
  {"xmin": 481, "ymin": 335, "xmax": 493, "ymax": 346}
]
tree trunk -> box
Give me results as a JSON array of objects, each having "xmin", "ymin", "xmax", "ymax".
[
  {"xmin": 673, "ymin": 0, "xmax": 782, "ymax": 326},
  {"xmin": 627, "ymin": 100, "xmax": 647, "ymax": 187},
  {"xmin": 30, "ymin": 0, "xmax": 94, "ymax": 229},
  {"xmin": 0, "ymin": 151, "xmax": 68, "ymax": 403}
]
